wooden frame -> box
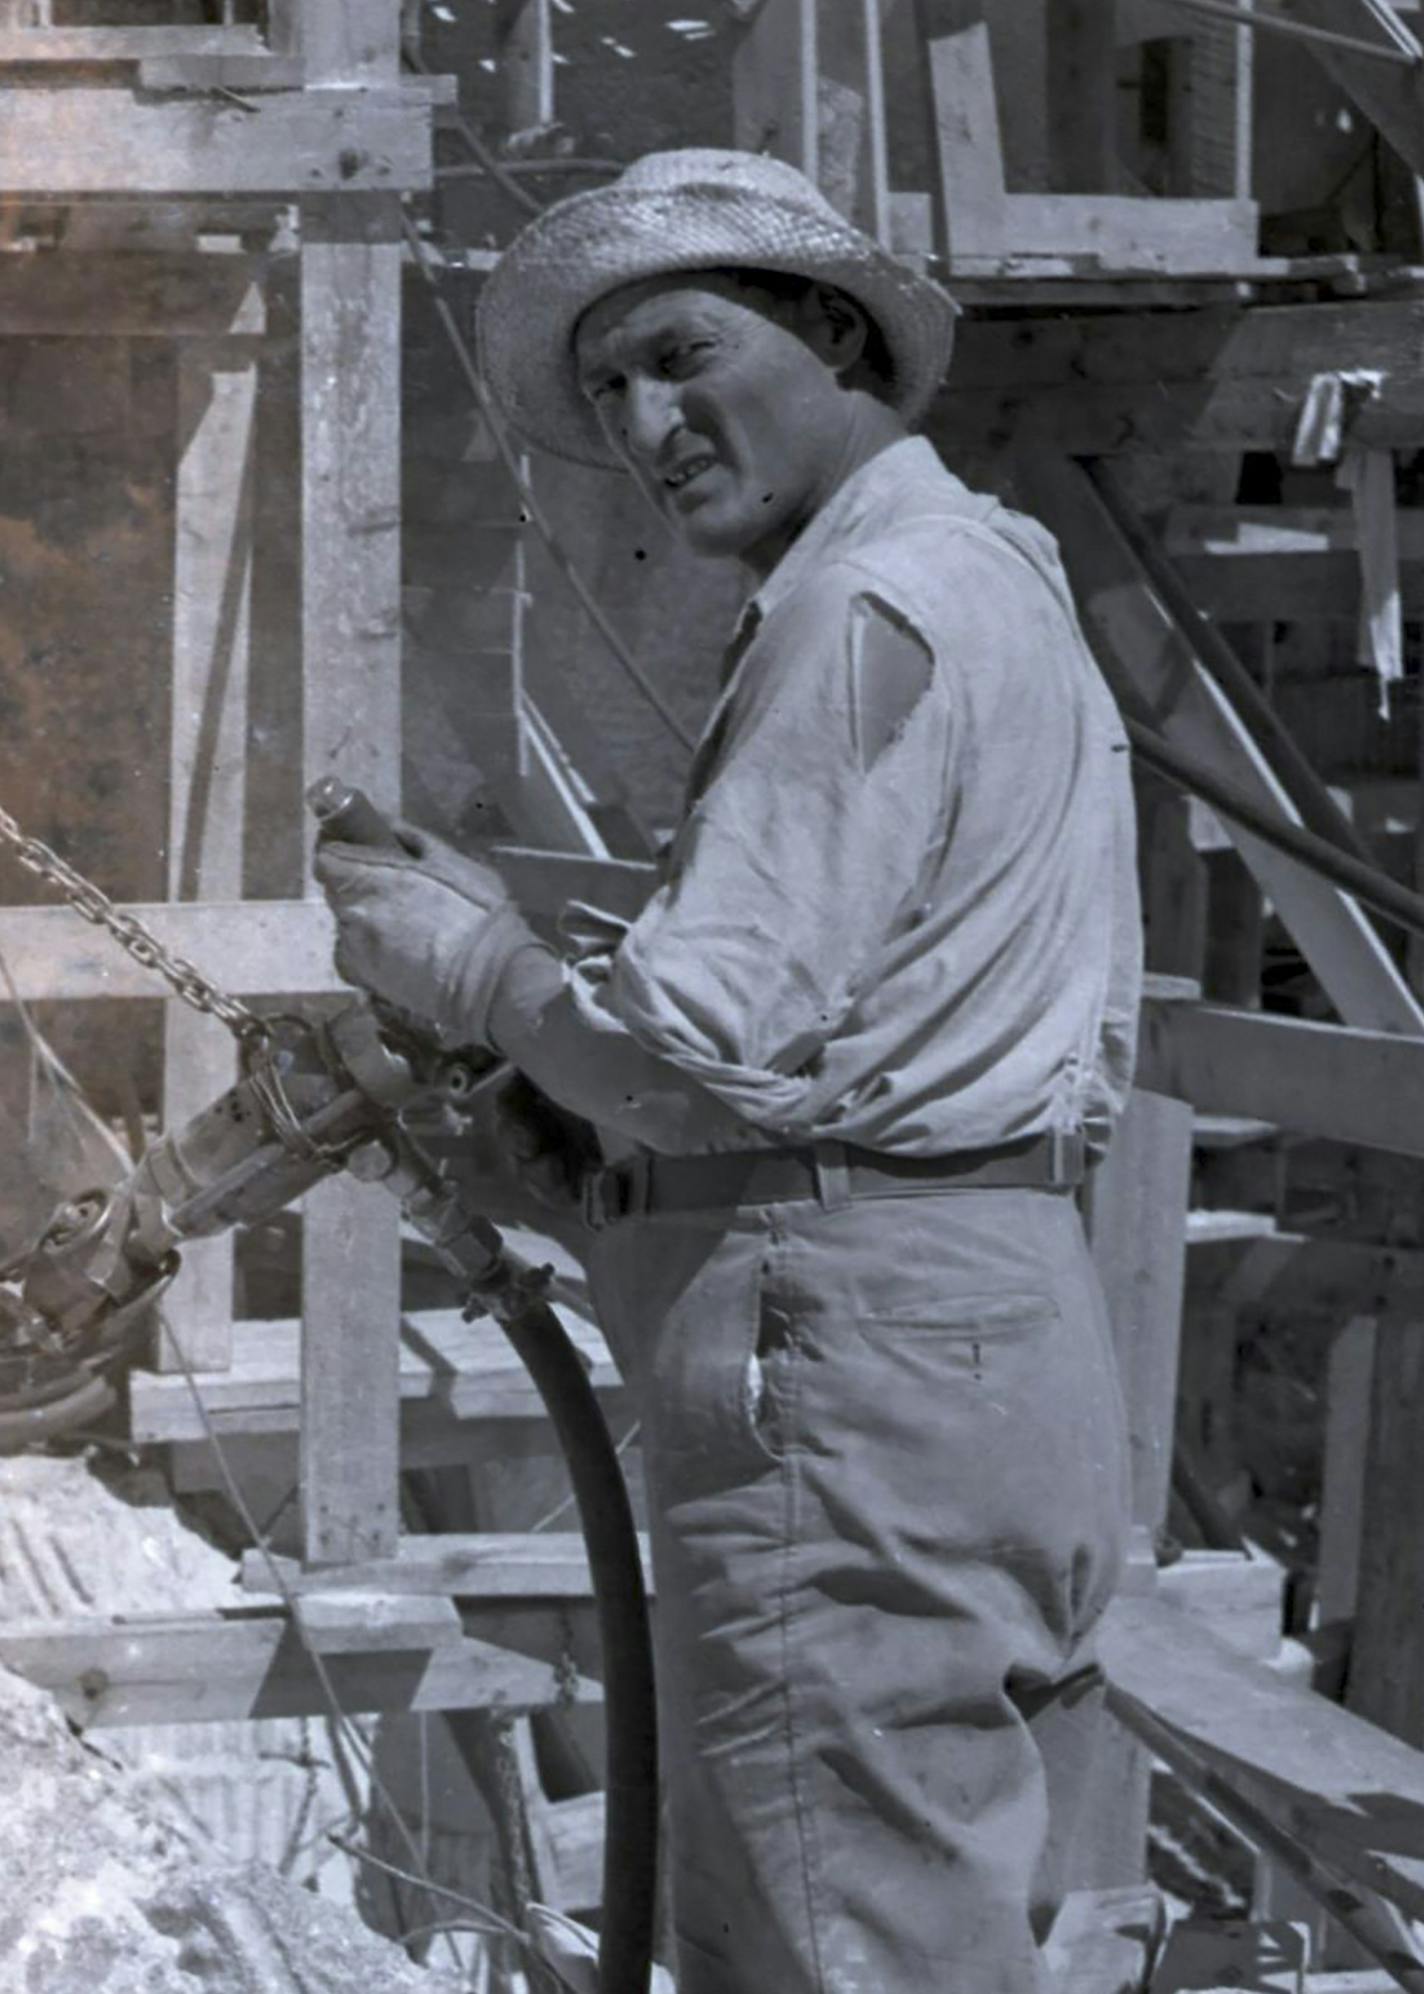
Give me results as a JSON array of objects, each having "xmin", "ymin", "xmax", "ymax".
[{"xmin": 924, "ymin": 21, "xmax": 1260, "ymax": 275}]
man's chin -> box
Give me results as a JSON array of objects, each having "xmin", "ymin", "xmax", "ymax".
[{"xmin": 671, "ymin": 504, "xmax": 763, "ymax": 563}]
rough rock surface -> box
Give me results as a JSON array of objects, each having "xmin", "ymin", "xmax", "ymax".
[{"xmin": 0, "ymin": 1666, "xmax": 466, "ymax": 1994}]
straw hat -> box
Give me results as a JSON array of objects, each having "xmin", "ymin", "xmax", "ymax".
[{"xmin": 475, "ymin": 147, "xmax": 960, "ymax": 470}]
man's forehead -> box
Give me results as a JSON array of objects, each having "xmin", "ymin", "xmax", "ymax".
[{"xmin": 574, "ymin": 274, "xmax": 755, "ymax": 361}]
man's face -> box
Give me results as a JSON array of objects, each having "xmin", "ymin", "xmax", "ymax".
[{"xmin": 573, "ymin": 274, "xmax": 859, "ymax": 572}]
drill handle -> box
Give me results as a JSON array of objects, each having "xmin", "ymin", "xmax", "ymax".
[{"xmin": 306, "ymin": 776, "xmax": 406, "ymax": 852}]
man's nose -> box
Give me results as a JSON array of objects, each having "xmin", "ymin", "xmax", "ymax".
[{"xmin": 621, "ymin": 375, "xmax": 680, "ymax": 461}]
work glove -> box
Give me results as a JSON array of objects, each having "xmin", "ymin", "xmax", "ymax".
[{"xmin": 313, "ymin": 824, "xmax": 537, "ymax": 1047}]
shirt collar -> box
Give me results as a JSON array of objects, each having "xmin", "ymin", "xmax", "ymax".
[{"xmin": 746, "ymin": 436, "xmax": 960, "ymax": 622}]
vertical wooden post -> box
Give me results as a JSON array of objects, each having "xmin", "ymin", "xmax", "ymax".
[
  {"xmin": 158, "ymin": 343, "xmax": 257, "ymax": 1374},
  {"xmin": 1346, "ymin": 1302, "xmax": 1424, "ymax": 1745},
  {"xmin": 297, "ymin": 1, "xmax": 405, "ymax": 1566},
  {"xmin": 1078, "ymin": 1084, "xmax": 1196, "ymax": 1885},
  {"xmin": 922, "ymin": 22, "xmax": 1012, "ymax": 265},
  {"xmin": 499, "ymin": 0, "xmax": 554, "ymax": 134},
  {"xmin": 298, "ymin": 195, "xmax": 404, "ymax": 1562}
]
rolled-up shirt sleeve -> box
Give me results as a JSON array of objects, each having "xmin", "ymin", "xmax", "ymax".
[{"xmin": 568, "ymin": 563, "xmax": 954, "ymax": 1138}]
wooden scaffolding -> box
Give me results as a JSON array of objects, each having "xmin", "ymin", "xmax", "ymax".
[{"xmin": 5, "ymin": 1, "xmax": 1424, "ymax": 1985}]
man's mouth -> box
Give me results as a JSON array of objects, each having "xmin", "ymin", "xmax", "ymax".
[{"xmin": 663, "ymin": 454, "xmax": 718, "ymax": 496}]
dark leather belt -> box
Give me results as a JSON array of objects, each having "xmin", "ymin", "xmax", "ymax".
[{"xmin": 581, "ymin": 1130, "xmax": 1085, "ymax": 1230}]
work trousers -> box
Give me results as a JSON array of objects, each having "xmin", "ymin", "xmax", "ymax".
[{"xmin": 587, "ymin": 1185, "xmax": 1132, "ymax": 1994}]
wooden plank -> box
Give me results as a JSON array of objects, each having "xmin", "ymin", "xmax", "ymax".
[
  {"xmin": 0, "ymin": 253, "xmax": 265, "ymax": 338},
  {"xmin": 240, "ymin": 1531, "xmax": 654, "ymax": 1600},
  {"xmin": 1316, "ymin": 1317, "xmax": 1377, "ymax": 1630},
  {"xmin": 1103, "ymin": 1593, "xmax": 1424, "ymax": 1923},
  {"xmin": 298, "ymin": 1177, "xmax": 401, "ymax": 1565},
  {"xmin": 1347, "ymin": 1302, "xmax": 1424, "ymax": 1746},
  {"xmin": 0, "ymin": 24, "xmax": 263, "ymax": 58},
  {"xmin": 1085, "ymin": 1088, "xmax": 1196, "ymax": 1538},
  {"xmin": 1020, "ymin": 455, "xmax": 1424, "ymax": 1035},
  {"xmin": 1140, "ymin": 1001, "xmax": 1424, "ymax": 1157},
  {"xmin": 157, "ymin": 340, "xmax": 258, "ymax": 1376},
  {"xmin": 1000, "ymin": 194, "xmax": 1260, "ymax": 273},
  {"xmin": 1079, "ymin": 1087, "xmax": 1193, "ymax": 1890},
  {"xmin": 935, "ymin": 297, "xmax": 1424, "ymax": 455},
  {"xmin": 129, "ymin": 1308, "xmax": 621, "ymax": 1444},
  {"xmin": 923, "ymin": 25, "xmax": 1011, "ymax": 262},
  {"xmin": 298, "ymin": 184, "xmax": 405, "ymax": 1568},
  {"xmin": 498, "ymin": 0, "xmax": 554, "ymax": 134},
  {"xmin": 0, "ymin": 1613, "xmax": 598, "ymax": 1728},
  {"xmin": 0, "ymin": 89, "xmax": 434, "ymax": 196},
  {"xmin": 291, "ymin": 1590, "xmax": 462, "ymax": 1654},
  {"xmin": 732, "ymin": 0, "xmax": 818, "ymax": 182}
]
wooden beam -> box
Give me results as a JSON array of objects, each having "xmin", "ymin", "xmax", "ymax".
[
  {"xmin": 935, "ymin": 298, "xmax": 1424, "ymax": 456},
  {"xmin": 498, "ymin": 0, "xmax": 554, "ymax": 134},
  {"xmin": 923, "ymin": 24, "xmax": 1011, "ymax": 262},
  {"xmin": 130, "ymin": 1308, "xmax": 620, "ymax": 1445},
  {"xmin": 1085, "ymin": 1089, "xmax": 1196, "ymax": 1539},
  {"xmin": 157, "ymin": 341, "xmax": 258, "ymax": 1375},
  {"xmin": 0, "ymin": 253, "xmax": 266, "ymax": 338},
  {"xmin": 0, "ymin": 900, "xmax": 337, "ymax": 1002},
  {"xmin": 1077, "ymin": 1087, "xmax": 1194, "ymax": 1890},
  {"xmin": 0, "ymin": 88, "xmax": 434, "ymax": 196},
  {"xmin": 241, "ymin": 1530, "xmax": 654, "ymax": 1601},
  {"xmin": 0, "ymin": 25, "xmax": 263, "ymax": 59},
  {"xmin": 298, "ymin": 184, "xmax": 405, "ymax": 1567},
  {"xmin": 1171, "ymin": 555, "xmax": 1424, "ymax": 622},
  {"xmin": 1139, "ymin": 1000, "xmax": 1424, "ymax": 1156},
  {"xmin": 994, "ymin": 193, "xmax": 1259, "ymax": 272},
  {"xmin": 1347, "ymin": 1301, "xmax": 1424, "ymax": 1746},
  {"xmin": 1101, "ymin": 1591, "xmax": 1424, "ymax": 1923},
  {"xmin": 1019, "ymin": 455, "xmax": 1424, "ymax": 1034},
  {"xmin": 0, "ymin": 1612, "xmax": 599, "ymax": 1729}
]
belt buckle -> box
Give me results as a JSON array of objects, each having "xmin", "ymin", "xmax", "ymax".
[
  {"xmin": 1049, "ymin": 1128, "xmax": 1083, "ymax": 1187},
  {"xmin": 580, "ymin": 1159, "xmax": 651, "ymax": 1231}
]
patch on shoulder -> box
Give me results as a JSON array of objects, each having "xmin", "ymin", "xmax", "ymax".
[{"xmin": 845, "ymin": 592, "xmax": 935, "ymax": 771}]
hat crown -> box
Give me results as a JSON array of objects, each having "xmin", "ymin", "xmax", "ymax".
[{"xmin": 615, "ymin": 147, "xmax": 844, "ymax": 224}]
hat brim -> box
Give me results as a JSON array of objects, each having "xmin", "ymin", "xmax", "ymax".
[{"xmin": 475, "ymin": 178, "xmax": 960, "ymax": 470}]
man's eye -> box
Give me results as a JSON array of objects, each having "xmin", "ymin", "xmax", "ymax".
[{"xmin": 659, "ymin": 341, "xmax": 711, "ymax": 378}]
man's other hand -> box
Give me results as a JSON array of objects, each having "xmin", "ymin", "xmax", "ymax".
[{"xmin": 314, "ymin": 824, "xmax": 536, "ymax": 1045}]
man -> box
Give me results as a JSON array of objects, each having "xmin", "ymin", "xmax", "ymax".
[{"xmin": 318, "ymin": 149, "xmax": 1141, "ymax": 1994}]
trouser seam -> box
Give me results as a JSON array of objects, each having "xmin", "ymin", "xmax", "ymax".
[{"xmin": 775, "ymin": 1273, "xmax": 828, "ymax": 1994}]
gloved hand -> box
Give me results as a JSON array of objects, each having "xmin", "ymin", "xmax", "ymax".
[{"xmin": 313, "ymin": 823, "xmax": 538, "ymax": 1047}]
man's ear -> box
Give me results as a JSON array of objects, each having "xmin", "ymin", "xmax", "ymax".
[{"xmin": 798, "ymin": 284, "xmax": 870, "ymax": 377}]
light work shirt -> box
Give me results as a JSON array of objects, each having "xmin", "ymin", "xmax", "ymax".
[{"xmin": 552, "ymin": 437, "xmax": 1141, "ymax": 1158}]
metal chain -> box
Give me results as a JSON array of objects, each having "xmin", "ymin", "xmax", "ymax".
[{"xmin": 0, "ymin": 804, "xmax": 267, "ymax": 1045}]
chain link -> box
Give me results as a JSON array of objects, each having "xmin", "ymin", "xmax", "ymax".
[{"xmin": 0, "ymin": 804, "xmax": 268, "ymax": 1045}]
